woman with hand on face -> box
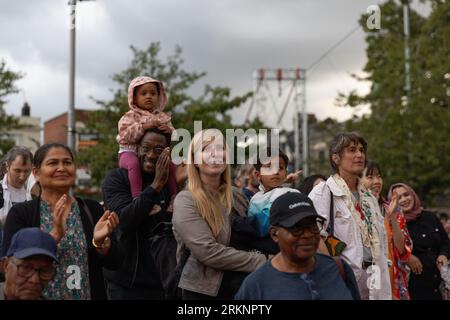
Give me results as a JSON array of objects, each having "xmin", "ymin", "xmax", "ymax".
[
  {"xmin": 362, "ymin": 161, "xmax": 412, "ymax": 300},
  {"xmin": 388, "ymin": 183, "xmax": 450, "ymax": 300},
  {"xmin": 2, "ymin": 143, "xmax": 123, "ymax": 300}
]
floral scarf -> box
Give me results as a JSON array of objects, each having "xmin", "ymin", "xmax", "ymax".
[{"xmin": 332, "ymin": 174, "xmax": 382, "ymax": 261}]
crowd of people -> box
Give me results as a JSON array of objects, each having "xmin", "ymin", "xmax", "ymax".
[{"xmin": 0, "ymin": 75, "xmax": 449, "ymax": 300}]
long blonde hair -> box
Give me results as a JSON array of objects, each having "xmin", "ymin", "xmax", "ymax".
[{"xmin": 187, "ymin": 129, "xmax": 232, "ymax": 237}]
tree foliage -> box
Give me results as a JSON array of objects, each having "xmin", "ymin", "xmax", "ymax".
[
  {"xmin": 338, "ymin": 0, "xmax": 450, "ymax": 204},
  {"xmin": 79, "ymin": 42, "xmax": 255, "ymax": 186},
  {"xmin": 0, "ymin": 60, "xmax": 22, "ymax": 156}
]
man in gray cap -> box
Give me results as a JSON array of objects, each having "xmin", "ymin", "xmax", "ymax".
[
  {"xmin": 235, "ymin": 192, "xmax": 360, "ymax": 300},
  {"xmin": 1, "ymin": 227, "xmax": 57, "ymax": 300}
]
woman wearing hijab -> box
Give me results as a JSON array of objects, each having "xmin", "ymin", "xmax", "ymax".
[{"xmin": 388, "ymin": 183, "xmax": 450, "ymax": 300}]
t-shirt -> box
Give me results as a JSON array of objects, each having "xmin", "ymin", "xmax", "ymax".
[
  {"xmin": 8, "ymin": 185, "xmax": 27, "ymax": 205},
  {"xmin": 235, "ymin": 254, "xmax": 360, "ymax": 300}
]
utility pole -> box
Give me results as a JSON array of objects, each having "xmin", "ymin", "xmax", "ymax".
[
  {"xmin": 68, "ymin": 0, "xmax": 95, "ymax": 152},
  {"xmin": 68, "ymin": 0, "xmax": 76, "ymax": 152},
  {"xmin": 301, "ymin": 77, "xmax": 308, "ymax": 176}
]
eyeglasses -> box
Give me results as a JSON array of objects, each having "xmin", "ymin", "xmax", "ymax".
[
  {"xmin": 9, "ymin": 259, "xmax": 55, "ymax": 281},
  {"xmin": 286, "ymin": 218, "xmax": 324, "ymax": 237},
  {"xmin": 140, "ymin": 146, "xmax": 165, "ymax": 155}
]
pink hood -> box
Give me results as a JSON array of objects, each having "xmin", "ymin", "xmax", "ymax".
[{"xmin": 127, "ymin": 76, "xmax": 168, "ymax": 114}]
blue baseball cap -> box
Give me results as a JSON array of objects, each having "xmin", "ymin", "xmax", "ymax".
[{"xmin": 6, "ymin": 228, "xmax": 58, "ymax": 262}]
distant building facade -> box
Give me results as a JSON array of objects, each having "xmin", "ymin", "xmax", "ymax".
[{"xmin": 10, "ymin": 102, "xmax": 41, "ymax": 153}]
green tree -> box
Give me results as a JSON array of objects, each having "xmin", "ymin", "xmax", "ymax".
[
  {"xmin": 79, "ymin": 42, "xmax": 254, "ymax": 186},
  {"xmin": 0, "ymin": 60, "xmax": 22, "ymax": 156},
  {"xmin": 338, "ymin": 0, "xmax": 450, "ymax": 204}
]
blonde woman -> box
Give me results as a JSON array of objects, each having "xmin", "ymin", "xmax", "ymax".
[{"xmin": 172, "ymin": 129, "xmax": 268, "ymax": 300}]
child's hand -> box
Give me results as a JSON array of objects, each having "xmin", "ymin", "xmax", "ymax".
[
  {"xmin": 285, "ymin": 170, "xmax": 302, "ymax": 184},
  {"xmin": 143, "ymin": 119, "xmax": 161, "ymax": 130},
  {"xmin": 158, "ymin": 124, "xmax": 172, "ymax": 133}
]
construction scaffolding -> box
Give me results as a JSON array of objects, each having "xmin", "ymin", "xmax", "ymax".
[{"xmin": 245, "ymin": 68, "xmax": 308, "ymax": 175}]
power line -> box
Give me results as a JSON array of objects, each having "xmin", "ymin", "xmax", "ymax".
[{"xmin": 306, "ymin": 25, "xmax": 361, "ymax": 76}]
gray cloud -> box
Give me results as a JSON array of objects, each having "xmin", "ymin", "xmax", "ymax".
[{"xmin": 0, "ymin": 0, "xmax": 430, "ymax": 130}]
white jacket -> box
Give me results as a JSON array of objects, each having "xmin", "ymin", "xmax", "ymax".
[
  {"xmin": 308, "ymin": 177, "xmax": 392, "ymax": 300},
  {"xmin": 0, "ymin": 175, "xmax": 32, "ymax": 226}
]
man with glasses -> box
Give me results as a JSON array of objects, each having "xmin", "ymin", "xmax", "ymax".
[
  {"xmin": 1, "ymin": 228, "xmax": 57, "ymax": 300},
  {"xmin": 102, "ymin": 128, "xmax": 173, "ymax": 299},
  {"xmin": 235, "ymin": 192, "xmax": 360, "ymax": 300}
]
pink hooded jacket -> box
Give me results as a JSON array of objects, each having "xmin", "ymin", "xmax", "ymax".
[{"xmin": 117, "ymin": 76, "xmax": 174, "ymax": 153}]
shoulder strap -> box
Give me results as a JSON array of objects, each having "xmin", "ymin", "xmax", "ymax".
[
  {"xmin": 326, "ymin": 189, "xmax": 335, "ymax": 236},
  {"xmin": 77, "ymin": 198, "xmax": 95, "ymax": 227},
  {"xmin": 0, "ymin": 183, "xmax": 3, "ymax": 209},
  {"xmin": 179, "ymin": 245, "xmax": 190, "ymax": 267},
  {"xmin": 332, "ymin": 256, "xmax": 347, "ymax": 282}
]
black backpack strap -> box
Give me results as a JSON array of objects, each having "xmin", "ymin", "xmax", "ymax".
[
  {"xmin": 326, "ymin": 189, "xmax": 335, "ymax": 236},
  {"xmin": 0, "ymin": 183, "xmax": 3, "ymax": 209},
  {"xmin": 179, "ymin": 245, "xmax": 190, "ymax": 268},
  {"xmin": 78, "ymin": 198, "xmax": 95, "ymax": 227}
]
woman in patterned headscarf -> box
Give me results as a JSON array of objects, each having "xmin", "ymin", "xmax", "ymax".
[{"xmin": 388, "ymin": 183, "xmax": 450, "ymax": 300}]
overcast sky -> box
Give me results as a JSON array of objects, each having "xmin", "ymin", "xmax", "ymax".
[{"xmin": 0, "ymin": 0, "xmax": 430, "ymax": 130}]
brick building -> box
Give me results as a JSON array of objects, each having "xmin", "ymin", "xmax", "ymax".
[
  {"xmin": 43, "ymin": 109, "xmax": 98, "ymax": 193},
  {"xmin": 43, "ymin": 109, "xmax": 96, "ymax": 150}
]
